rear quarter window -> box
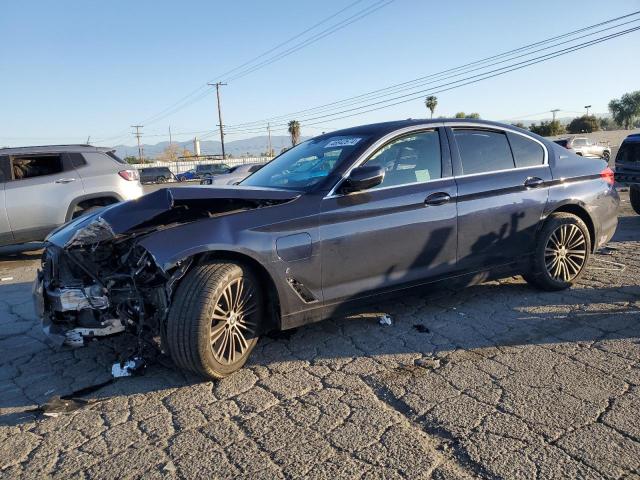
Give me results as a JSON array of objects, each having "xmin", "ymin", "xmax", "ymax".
[{"xmin": 507, "ymin": 133, "xmax": 545, "ymax": 167}]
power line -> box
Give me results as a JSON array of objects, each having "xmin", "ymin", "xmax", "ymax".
[
  {"xmin": 224, "ymin": 0, "xmax": 394, "ymax": 83},
  {"xmin": 224, "ymin": 11, "xmax": 640, "ymax": 131},
  {"xmin": 215, "ymin": 0, "xmax": 366, "ymax": 82},
  {"xmin": 223, "ymin": 23, "xmax": 640, "ymax": 132},
  {"xmin": 136, "ymin": 1, "xmax": 391, "ymax": 128}
]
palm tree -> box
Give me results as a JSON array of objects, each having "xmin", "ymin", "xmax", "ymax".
[
  {"xmin": 288, "ymin": 120, "xmax": 301, "ymax": 146},
  {"xmin": 425, "ymin": 96, "xmax": 438, "ymax": 118}
]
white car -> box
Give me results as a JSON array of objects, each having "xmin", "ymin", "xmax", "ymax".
[
  {"xmin": 200, "ymin": 163, "xmax": 264, "ymax": 186},
  {"xmin": 0, "ymin": 145, "xmax": 143, "ymax": 247}
]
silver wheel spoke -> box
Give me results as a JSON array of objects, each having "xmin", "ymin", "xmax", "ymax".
[
  {"xmin": 210, "ymin": 322, "xmax": 226, "ymax": 342},
  {"xmin": 210, "ymin": 275, "xmax": 259, "ymax": 365},
  {"xmin": 235, "ymin": 329, "xmax": 249, "ymax": 351},
  {"xmin": 545, "ymin": 223, "xmax": 587, "ymax": 282}
]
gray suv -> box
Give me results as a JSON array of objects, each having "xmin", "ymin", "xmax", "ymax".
[
  {"xmin": 554, "ymin": 137, "xmax": 611, "ymax": 160},
  {"xmin": 0, "ymin": 145, "xmax": 143, "ymax": 247}
]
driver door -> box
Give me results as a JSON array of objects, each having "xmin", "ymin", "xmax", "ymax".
[{"xmin": 319, "ymin": 128, "xmax": 458, "ymax": 308}]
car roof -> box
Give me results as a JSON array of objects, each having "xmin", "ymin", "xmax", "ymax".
[
  {"xmin": 0, "ymin": 144, "xmax": 113, "ymax": 155},
  {"xmin": 309, "ymin": 118, "xmax": 537, "ymax": 140},
  {"xmin": 622, "ymin": 133, "xmax": 640, "ymax": 144}
]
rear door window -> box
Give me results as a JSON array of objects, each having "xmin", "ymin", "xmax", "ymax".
[
  {"xmin": 453, "ymin": 129, "xmax": 515, "ymax": 175},
  {"xmin": 507, "ymin": 133, "xmax": 545, "ymax": 168},
  {"xmin": 10, "ymin": 155, "xmax": 64, "ymax": 180}
]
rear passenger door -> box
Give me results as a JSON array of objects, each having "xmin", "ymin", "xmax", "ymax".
[
  {"xmin": 447, "ymin": 126, "xmax": 551, "ymax": 271},
  {"xmin": 5, "ymin": 153, "xmax": 84, "ymax": 242}
]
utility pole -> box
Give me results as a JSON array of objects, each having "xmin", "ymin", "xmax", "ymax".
[
  {"xmin": 169, "ymin": 125, "xmax": 172, "ymax": 146},
  {"xmin": 584, "ymin": 105, "xmax": 591, "ymax": 116},
  {"xmin": 131, "ymin": 125, "xmax": 144, "ymax": 164},
  {"xmin": 550, "ymin": 109, "xmax": 561, "ymax": 122},
  {"xmin": 267, "ymin": 123, "xmax": 272, "ymax": 157},
  {"xmin": 208, "ymin": 82, "xmax": 227, "ymax": 159}
]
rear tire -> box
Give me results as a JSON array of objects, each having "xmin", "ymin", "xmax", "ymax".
[
  {"xmin": 156, "ymin": 176, "xmax": 166, "ymax": 183},
  {"xmin": 630, "ymin": 185, "xmax": 640, "ymax": 215},
  {"xmin": 167, "ymin": 261, "xmax": 263, "ymax": 379},
  {"xmin": 523, "ymin": 213, "xmax": 591, "ymax": 291}
]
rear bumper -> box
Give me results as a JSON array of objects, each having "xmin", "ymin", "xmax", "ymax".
[{"xmin": 594, "ymin": 187, "xmax": 619, "ymax": 250}]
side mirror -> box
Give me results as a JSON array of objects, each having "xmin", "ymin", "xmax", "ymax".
[{"xmin": 340, "ymin": 165, "xmax": 385, "ymax": 194}]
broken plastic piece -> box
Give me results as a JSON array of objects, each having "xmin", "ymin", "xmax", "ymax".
[
  {"xmin": 378, "ymin": 314, "xmax": 393, "ymax": 326},
  {"xmin": 111, "ymin": 356, "xmax": 146, "ymax": 378}
]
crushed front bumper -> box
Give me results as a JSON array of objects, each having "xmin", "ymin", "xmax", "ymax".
[{"xmin": 34, "ymin": 260, "xmax": 126, "ymax": 348}]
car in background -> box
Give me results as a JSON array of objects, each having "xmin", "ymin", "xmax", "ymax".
[
  {"xmin": 176, "ymin": 163, "xmax": 230, "ymax": 181},
  {"xmin": 614, "ymin": 133, "xmax": 640, "ymax": 214},
  {"xmin": 0, "ymin": 144, "xmax": 142, "ymax": 247},
  {"xmin": 138, "ymin": 166, "xmax": 175, "ymax": 184},
  {"xmin": 554, "ymin": 137, "xmax": 611, "ymax": 161},
  {"xmin": 35, "ymin": 119, "xmax": 619, "ymax": 379},
  {"xmin": 200, "ymin": 163, "xmax": 264, "ymax": 185}
]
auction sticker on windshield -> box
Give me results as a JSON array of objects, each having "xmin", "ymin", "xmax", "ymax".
[{"xmin": 324, "ymin": 137, "xmax": 362, "ymax": 148}]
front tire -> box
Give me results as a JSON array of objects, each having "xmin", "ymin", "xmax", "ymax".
[
  {"xmin": 167, "ymin": 261, "xmax": 263, "ymax": 379},
  {"xmin": 630, "ymin": 185, "xmax": 640, "ymax": 215},
  {"xmin": 524, "ymin": 213, "xmax": 591, "ymax": 291}
]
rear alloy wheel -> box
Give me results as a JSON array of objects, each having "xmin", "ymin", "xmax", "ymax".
[
  {"xmin": 167, "ymin": 261, "xmax": 263, "ymax": 378},
  {"xmin": 524, "ymin": 213, "xmax": 591, "ymax": 291},
  {"xmin": 156, "ymin": 176, "xmax": 166, "ymax": 183},
  {"xmin": 630, "ymin": 185, "xmax": 640, "ymax": 215}
]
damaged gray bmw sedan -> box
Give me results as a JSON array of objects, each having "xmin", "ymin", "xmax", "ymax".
[{"xmin": 34, "ymin": 119, "xmax": 619, "ymax": 379}]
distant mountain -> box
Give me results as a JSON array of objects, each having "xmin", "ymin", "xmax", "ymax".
[{"xmin": 113, "ymin": 135, "xmax": 310, "ymax": 159}]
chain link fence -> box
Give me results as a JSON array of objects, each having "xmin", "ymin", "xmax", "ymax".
[{"xmin": 130, "ymin": 156, "xmax": 273, "ymax": 175}]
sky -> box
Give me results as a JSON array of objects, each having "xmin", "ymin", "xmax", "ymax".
[{"xmin": 1, "ymin": 0, "xmax": 639, "ymax": 148}]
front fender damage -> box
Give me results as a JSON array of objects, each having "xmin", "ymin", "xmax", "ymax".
[{"xmin": 37, "ymin": 187, "xmax": 297, "ymax": 351}]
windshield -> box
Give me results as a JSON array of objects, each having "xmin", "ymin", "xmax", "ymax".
[{"xmin": 241, "ymin": 135, "xmax": 368, "ymax": 190}]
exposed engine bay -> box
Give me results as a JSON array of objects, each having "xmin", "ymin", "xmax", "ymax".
[{"xmin": 37, "ymin": 230, "xmax": 190, "ymax": 348}]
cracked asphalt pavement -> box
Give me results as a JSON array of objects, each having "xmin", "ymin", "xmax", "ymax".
[{"xmin": 0, "ymin": 193, "xmax": 639, "ymax": 479}]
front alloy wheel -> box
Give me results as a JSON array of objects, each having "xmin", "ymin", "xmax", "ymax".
[
  {"xmin": 524, "ymin": 212, "xmax": 591, "ymax": 291},
  {"xmin": 210, "ymin": 278, "xmax": 258, "ymax": 365},
  {"xmin": 167, "ymin": 261, "xmax": 263, "ymax": 378}
]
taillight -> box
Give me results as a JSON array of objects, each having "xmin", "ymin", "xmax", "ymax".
[
  {"xmin": 600, "ymin": 166, "xmax": 615, "ymax": 186},
  {"xmin": 118, "ymin": 169, "xmax": 140, "ymax": 181}
]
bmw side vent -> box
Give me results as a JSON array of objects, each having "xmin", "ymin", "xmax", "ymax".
[{"xmin": 286, "ymin": 277, "xmax": 318, "ymax": 303}]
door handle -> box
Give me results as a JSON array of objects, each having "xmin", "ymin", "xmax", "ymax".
[
  {"xmin": 55, "ymin": 178, "xmax": 76, "ymax": 184},
  {"xmin": 424, "ymin": 192, "xmax": 451, "ymax": 206},
  {"xmin": 523, "ymin": 177, "xmax": 544, "ymax": 188}
]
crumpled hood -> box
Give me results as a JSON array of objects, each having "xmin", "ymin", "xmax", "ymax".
[{"xmin": 47, "ymin": 186, "xmax": 300, "ymax": 248}]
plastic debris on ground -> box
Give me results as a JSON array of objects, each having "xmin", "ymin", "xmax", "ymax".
[
  {"xmin": 378, "ymin": 314, "xmax": 393, "ymax": 326},
  {"xmin": 111, "ymin": 356, "xmax": 147, "ymax": 378}
]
